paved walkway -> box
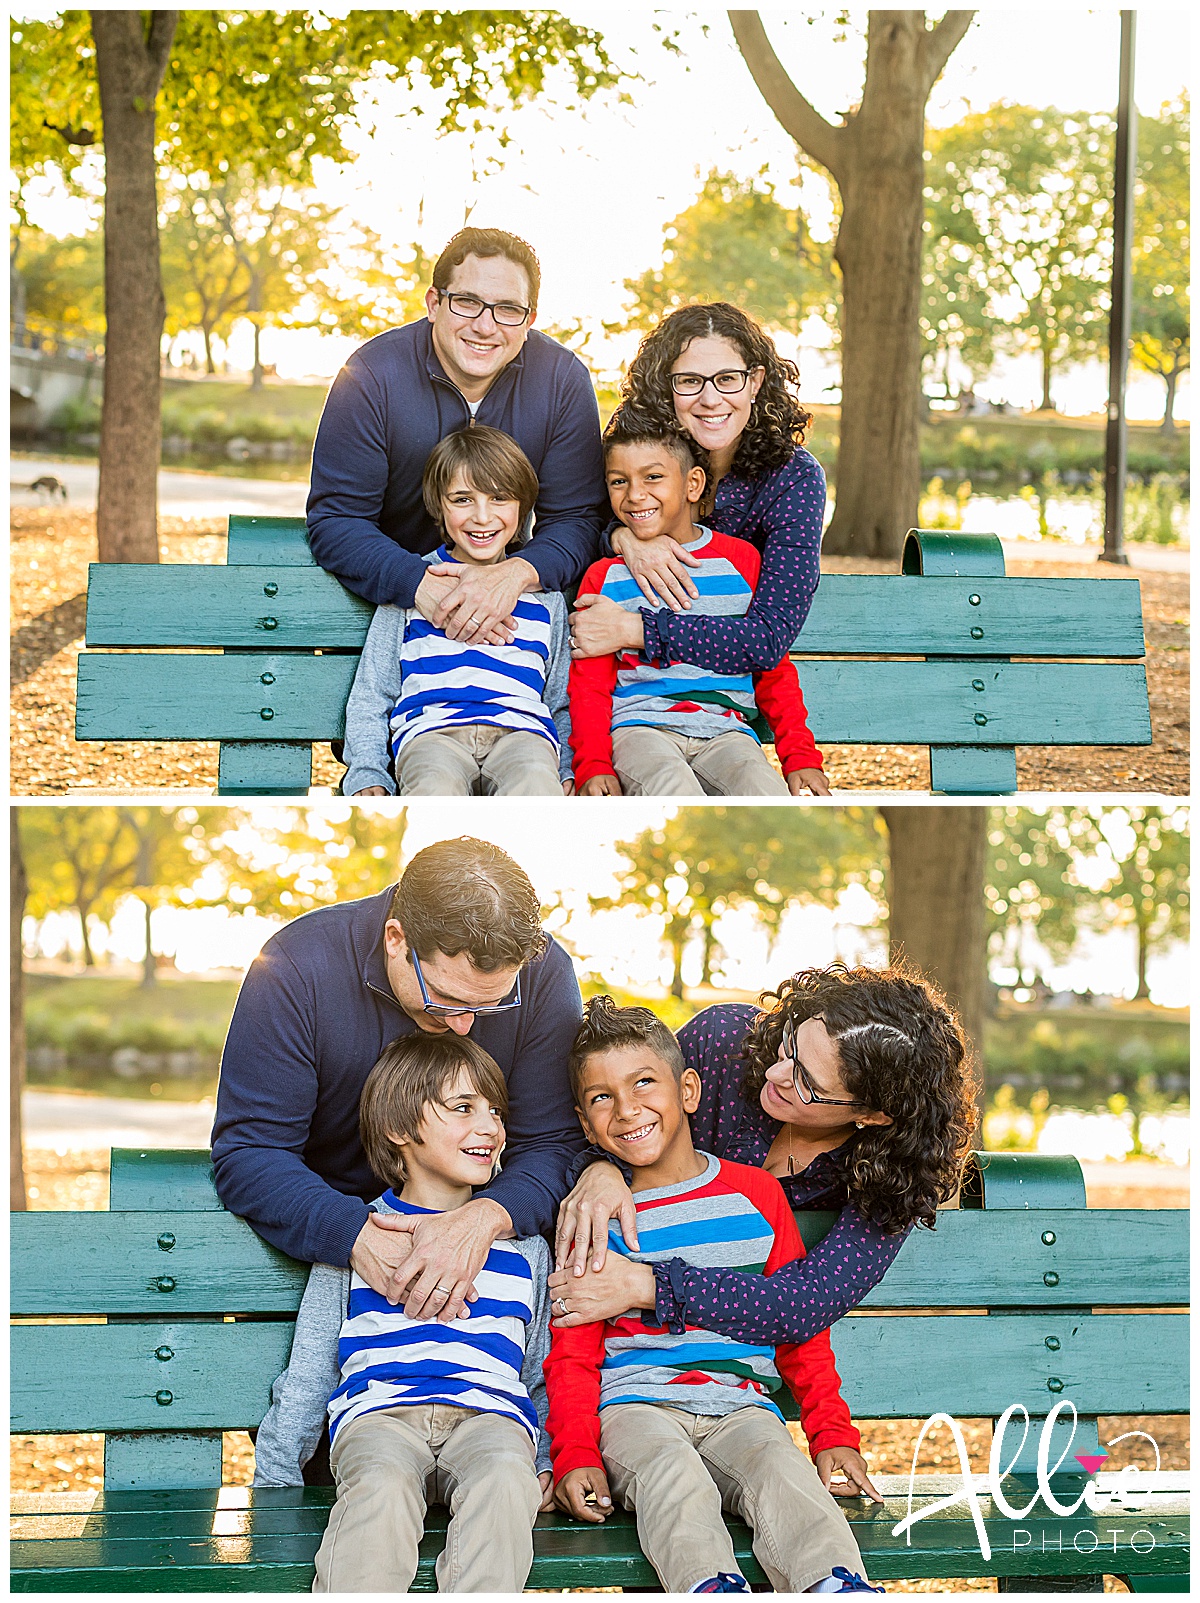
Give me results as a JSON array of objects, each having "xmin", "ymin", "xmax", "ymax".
[
  {"xmin": 11, "ymin": 456, "xmax": 307, "ymax": 520},
  {"xmin": 23, "ymin": 1089, "xmax": 214, "ymax": 1149}
]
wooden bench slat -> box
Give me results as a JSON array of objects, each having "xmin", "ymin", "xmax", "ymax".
[
  {"xmin": 225, "ymin": 515, "xmax": 316, "ymax": 566},
  {"xmin": 75, "ymin": 653, "xmax": 1152, "ymax": 746},
  {"xmin": 11, "ymin": 1488, "xmax": 1190, "ymax": 1589},
  {"xmin": 84, "ymin": 568, "xmax": 1146, "ymax": 657},
  {"xmin": 11, "ymin": 1322, "xmax": 295, "ymax": 1433},
  {"xmin": 12, "ymin": 1310, "xmax": 1186, "ymax": 1431},
  {"xmin": 11, "ymin": 1207, "xmax": 1188, "ymax": 1317},
  {"xmin": 108, "ymin": 1149, "xmax": 223, "ymax": 1211}
]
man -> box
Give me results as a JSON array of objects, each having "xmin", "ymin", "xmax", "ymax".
[
  {"xmin": 211, "ymin": 836, "xmax": 585, "ymax": 1323},
  {"xmin": 307, "ymin": 226, "xmax": 606, "ymax": 646}
]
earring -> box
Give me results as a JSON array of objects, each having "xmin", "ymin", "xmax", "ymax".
[{"xmin": 855, "ymin": 1121, "xmax": 865, "ymax": 1129}]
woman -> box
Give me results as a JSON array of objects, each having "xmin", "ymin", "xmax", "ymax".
[
  {"xmin": 549, "ymin": 963, "xmax": 978, "ymax": 1345},
  {"xmin": 571, "ymin": 304, "xmax": 826, "ymax": 735}
]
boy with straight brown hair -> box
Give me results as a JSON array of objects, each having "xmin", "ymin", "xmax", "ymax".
[{"xmin": 254, "ymin": 1031, "xmax": 554, "ymax": 1593}]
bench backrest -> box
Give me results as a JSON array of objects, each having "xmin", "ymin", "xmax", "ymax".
[
  {"xmin": 11, "ymin": 1149, "xmax": 1187, "ymax": 1491},
  {"xmin": 75, "ymin": 520, "xmax": 1151, "ymax": 795}
]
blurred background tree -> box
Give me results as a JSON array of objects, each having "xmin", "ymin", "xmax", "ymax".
[
  {"xmin": 1089, "ymin": 807, "xmax": 1190, "ymax": 1000},
  {"xmin": 1130, "ymin": 96, "xmax": 1190, "ymax": 431}
]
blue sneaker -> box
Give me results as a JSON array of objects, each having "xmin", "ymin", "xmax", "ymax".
[
  {"xmin": 829, "ymin": 1567, "xmax": 885, "ymax": 1593},
  {"xmin": 690, "ymin": 1576, "xmax": 752, "ymax": 1593}
]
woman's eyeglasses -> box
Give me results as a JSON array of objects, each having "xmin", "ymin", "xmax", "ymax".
[
  {"xmin": 669, "ymin": 368, "xmax": 759, "ymax": 396},
  {"xmin": 780, "ymin": 1017, "xmax": 863, "ymax": 1106}
]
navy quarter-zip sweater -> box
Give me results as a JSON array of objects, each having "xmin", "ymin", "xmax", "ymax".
[
  {"xmin": 210, "ymin": 886, "xmax": 585, "ymax": 1267},
  {"xmin": 306, "ymin": 320, "xmax": 607, "ymax": 607}
]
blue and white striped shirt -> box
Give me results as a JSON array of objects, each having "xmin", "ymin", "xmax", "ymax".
[{"xmin": 327, "ymin": 1193, "xmax": 539, "ymax": 1445}]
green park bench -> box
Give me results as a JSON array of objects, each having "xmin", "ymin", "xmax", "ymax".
[
  {"xmin": 11, "ymin": 1148, "xmax": 1188, "ymax": 1592},
  {"xmin": 73, "ymin": 518, "xmax": 1152, "ymax": 796}
]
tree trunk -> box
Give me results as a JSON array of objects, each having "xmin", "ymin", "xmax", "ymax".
[
  {"xmin": 140, "ymin": 896, "xmax": 157, "ymax": 987},
  {"xmin": 1040, "ymin": 340, "xmax": 1054, "ymax": 413},
  {"xmin": 11, "ymin": 815, "xmax": 28, "ymax": 1211},
  {"xmin": 250, "ymin": 318, "xmax": 264, "ymax": 389},
  {"xmin": 1134, "ymin": 911, "xmax": 1150, "ymax": 1000},
  {"xmin": 1161, "ymin": 367, "xmax": 1178, "ymax": 431},
  {"xmin": 700, "ymin": 919, "xmax": 716, "ymax": 987},
  {"xmin": 203, "ymin": 324, "xmax": 217, "ymax": 375},
  {"xmin": 76, "ymin": 903, "xmax": 97, "ymax": 968},
  {"xmin": 826, "ymin": 61, "xmax": 926, "ymax": 556},
  {"xmin": 729, "ymin": 11, "xmax": 975, "ymax": 561},
  {"xmin": 882, "ymin": 806, "xmax": 987, "ymax": 1122},
  {"xmin": 91, "ymin": 10, "xmax": 178, "ymax": 563}
]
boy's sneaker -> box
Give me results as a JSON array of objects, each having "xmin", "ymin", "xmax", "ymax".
[
  {"xmin": 690, "ymin": 1575, "xmax": 752, "ymax": 1593},
  {"xmin": 816, "ymin": 1567, "xmax": 885, "ymax": 1593}
]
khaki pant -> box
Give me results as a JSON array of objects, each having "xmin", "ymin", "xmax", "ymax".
[
  {"xmin": 600, "ymin": 1402, "xmax": 867, "ymax": 1594},
  {"xmin": 612, "ymin": 726, "xmax": 789, "ymax": 797},
  {"xmin": 314, "ymin": 1403, "xmax": 541, "ymax": 1594},
  {"xmin": 395, "ymin": 725, "xmax": 563, "ymax": 796}
]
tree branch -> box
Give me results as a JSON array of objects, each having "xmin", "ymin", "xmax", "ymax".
[
  {"xmin": 144, "ymin": 10, "xmax": 180, "ymax": 98},
  {"xmin": 920, "ymin": 10, "xmax": 975, "ymax": 95},
  {"xmin": 44, "ymin": 121, "xmax": 97, "ymax": 147},
  {"xmin": 727, "ymin": 11, "xmax": 846, "ymax": 182}
]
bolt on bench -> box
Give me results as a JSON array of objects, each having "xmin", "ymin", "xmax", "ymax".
[
  {"xmin": 74, "ymin": 520, "xmax": 1152, "ymax": 795},
  {"xmin": 11, "ymin": 1149, "xmax": 1188, "ymax": 1592}
]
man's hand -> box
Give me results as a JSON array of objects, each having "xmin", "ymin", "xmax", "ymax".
[
  {"xmin": 395, "ymin": 1196, "xmax": 512, "ymax": 1320},
  {"xmin": 580, "ymin": 773, "xmax": 622, "ymax": 797},
  {"xmin": 570, "ymin": 592, "xmax": 644, "ymax": 658},
  {"xmin": 554, "ymin": 1466, "xmax": 613, "ymax": 1523},
  {"xmin": 428, "ymin": 556, "xmax": 538, "ymax": 643},
  {"xmin": 353, "ymin": 786, "xmax": 390, "ymax": 797},
  {"xmin": 548, "ymin": 1253, "xmax": 657, "ymax": 1327},
  {"xmin": 554, "ymin": 1160, "xmax": 638, "ymax": 1272},
  {"xmin": 815, "ymin": 1446, "xmax": 884, "ymax": 1504},
  {"xmin": 788, "ymin": 767, "xmax": 831, "ymax": 797},
  {"xmin": 349, "ymin": 1211, "xmax": 418, "ymax": 1301},
  {"xmin": 611, "ymin": 527, "xmax": 702, "ymax": 611}
]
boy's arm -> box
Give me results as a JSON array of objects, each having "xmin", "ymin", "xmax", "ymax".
[
  {"xmin": 544, "ymin": 1316, "xmax": 608, "ymax": 1479},
  {"xmin": 756, "ymin": 1174, "xmax": 860, "ymax": 1457},
  {"xmin": 516, "ymin": 1237, "xmax": 555, "ymax": 1476},
  {"xmin": 341, "ymin": 603, "xmax": 406, "ymax": 795},
  {"xmin": 567, "ymin": 561, "xmax": 621, "ymax": 787},
  {"xmin": 544, "ymin": 593, "xmax": 575, "ymax": 785},
  {"xmin": 252, "ymin": 1263, "xmax": 349, "ymax": 1485},
  {"xmin": 712, "ymin": 533, "xmax": 822, "ymax": 776}
]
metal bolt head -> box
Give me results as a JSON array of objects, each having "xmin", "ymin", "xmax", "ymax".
[
  {"xmin": 262, "ymin": 616, "xmax": 278, "ymax": 630},
  {"xmin": 260, "ymin": 707, "xmax": 275, "ymax": 721},
  {"xmin": 263, "ymin": 582, "xmax": 279, "ymax": 597},
  {"xmin": 972, "ymin": 679, "xmax": 985, "ymax": 692},
  {"xmin": 1045, "ymin": 1336, "xmax": 1061, "ymax": 1351},
  {"xmin": 970, "ymin": 626, "xmax": 984, "ymax": 639},
  {"xmin": 1041, "ymin": 1230, "xmax": 1056, "ymax": 1245},
  {"xmin": 154, "ymin": 1345, "xmax": 174, "ymax": 1362},
  {"xmin": 260, "ymin": 673, "xmax": 275, "ymax": 686},
  {"xmin": 155, "ymin": 1389, "xmax": 174, "ymax": 1407},
  {"xmin": 1043, "ymin": 1270, "xmax": 1060, "ymax": 1287},
  {"xmin": 157, "ymin": 1231, "xmax": 175, "ymax": 1251},
  {"xmin": 1047, "ymin": 1377, "xmax": 1064, "ymax": 1393},
  {"xmin": 155, "ymin": 1275, "xmax": 176, "ymax": 1293},
  {"xmin": 974, "ymin": 712, "xmax": 988, "ymax": 726},
  {"xmin": 968, "ymin": 593, "xmax": 982, "ymax": 606}
]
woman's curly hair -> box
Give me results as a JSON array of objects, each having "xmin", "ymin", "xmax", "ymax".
[
  {"xmin": 741, "ymin": 962, "xmax": 979, "ymax": 1235},
  {"xmin": 620, "ymin": 303, "xmax": 812, "ymax": 485}
]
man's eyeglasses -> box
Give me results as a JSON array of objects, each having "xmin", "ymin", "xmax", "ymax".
[
  {"xmin": 436, "ymin": 289, "xmax": 531, "ymax": 327},
  {"xmin": 669, "ymin": 368, "xmax": 760, "ymax": 397},
  {"xmin": 411, "ymin": 948, "xmax": 522, "ymax": 1018},
  {"xmin": 780, "ymin": 1017, "xmax": 863, "ymax": 1106}
]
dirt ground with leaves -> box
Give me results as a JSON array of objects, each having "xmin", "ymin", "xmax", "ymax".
[
  {"xmin": 12, "ymin": 1148, "xmax": 1186, "ymax": 1594},
  {"xmin": 10, "ymin": 509, "xmax": 1189, "ymax": 796}
]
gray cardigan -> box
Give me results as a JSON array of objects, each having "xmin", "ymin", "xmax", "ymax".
[
  {"xmin": 341, "ymin": 550, "xmax": 573, "ymax": 795},
  {"xmin": 253, "ymin": 1217, "xmax": 554, "ymax": 1484}
]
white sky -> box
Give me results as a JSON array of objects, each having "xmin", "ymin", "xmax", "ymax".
[
  {"xmin": 26, "ymin": 800, "xmax": 1192, "ymax": 1007},
  {"xmin": 20, "ymin": 6, "xmax": 1191, "ymax": 419}
]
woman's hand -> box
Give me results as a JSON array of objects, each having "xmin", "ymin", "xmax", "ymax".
[
  {"xmin": 815, "ymin": 1446, "xmax": 884, "ymax": 1504},
  {"xmin": 581, "ymin": 773, "xmax": 622, "ymax": 797},
  {"xmin": 561, "ymin": 778, "xmax": 576, "ymax": 796},
  {"xmin": 611, "ymin": 527, "xmax": 702, "ymax": 611},
  {"xmin": 569, "ymin": 592, "xmax": 644, "ymax": 658},
  {"xmin": 555, "ymin": 1160, "xmax": 639, "ymax": 1272},
  {"xmin": 788, "ymin": 767, "xmax": 831, "ymax": 797},
  {"xmin": 537, "ymin": 1470, "xmax": 556, "ymax": 1512},
  {"xmin": 548, "ymin": 1253, "xmax": 657, "ymax": 1326},
  {"xmin": 554, "ymin": 1466, "xmax": 613, "ymax": 1523}
]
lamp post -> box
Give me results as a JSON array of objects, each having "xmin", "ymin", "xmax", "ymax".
[{"xmin": 1101, "ymin": 10, "xmax": 1137, "ymax": 565}]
